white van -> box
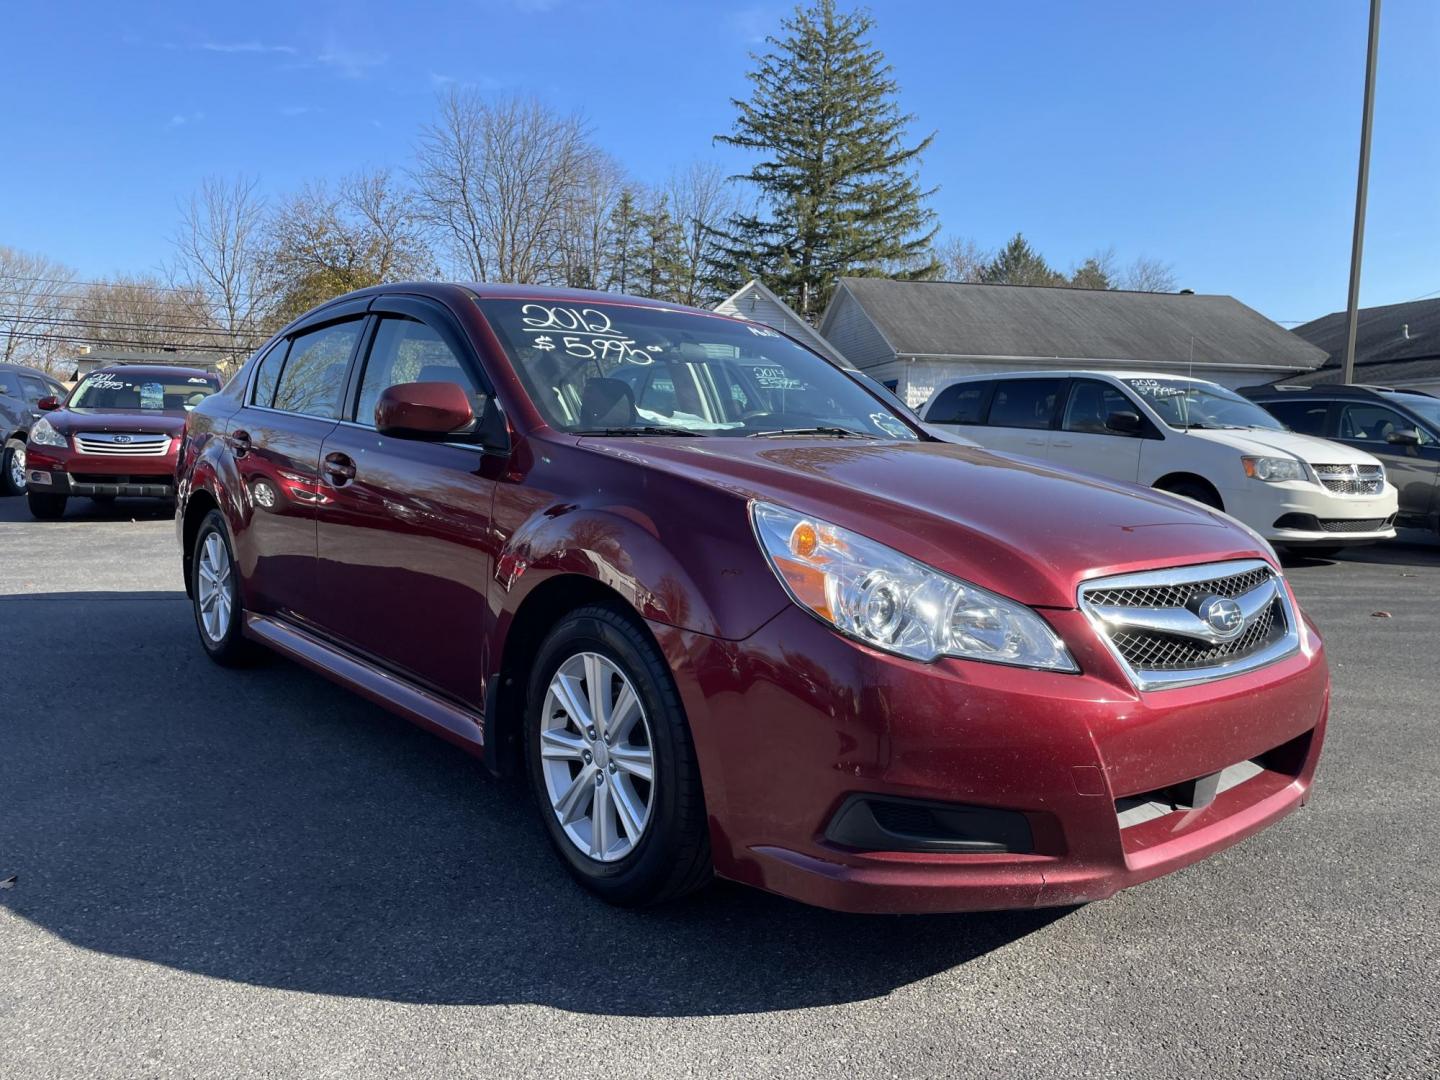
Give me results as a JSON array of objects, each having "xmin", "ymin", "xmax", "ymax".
[{"xmin": 921, "ymin": 371, "xmax": 1398, "ymax": 553}]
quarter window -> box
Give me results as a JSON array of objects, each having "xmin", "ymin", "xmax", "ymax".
[
  {"xmin": 272, "ymin": 322, "xmax": 361, "ymax": 419},
  {"xmin": 1062, "ymin": 381, "xmax": 1136, "ymax": 434},
  {"xmin": 926, "ymin": 382, "xmax": 988, "ymax": 424},
  {"xmin": 251, "ymin": 340, "xmax": 290, "ymax": 408},
  {"xmin": 989, "ymin": 379, "xmax": 1064, "ymax": 430},
  {"xmin": 355, "ymin": 317, "xmax": 484, "ymax": 427}
]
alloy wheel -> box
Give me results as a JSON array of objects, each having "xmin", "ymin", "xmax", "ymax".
[
  {"xmin": 539, "ymin": 651, "xmax": 656, "ymax": 863},
  {"xmin": 9, "ymin": 443, "xmax": 25, "ymax": 492},
  {"xmin": 196, "ymin": 531, "xmax": 234, "ymax": 643}
]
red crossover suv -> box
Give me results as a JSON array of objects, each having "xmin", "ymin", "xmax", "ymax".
[
  {"xmin": 175, "ymin": 284, "xmax": 1329, "ymax": 913},
  {"xmin": 25, "ymin": 364, "xmax": 221, "ymax": 519}
]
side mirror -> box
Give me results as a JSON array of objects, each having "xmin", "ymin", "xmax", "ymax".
[
  {"xmin": 375, "ymin": 381, "xmax": 475, "ymax": 439},
  {"xmin": 1106, "ymin": 410, "xmax": 1143, "ymax": 435},
  {"xmin": 37, "ymin": 396, "xmax": 60, "ymax": 411},
  {"xmin": 1386, "ymin": 428, "xmax": 1422, "ymax": 447}
]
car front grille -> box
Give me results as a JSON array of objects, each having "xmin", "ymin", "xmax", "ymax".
[
  {"xmin": 1314, "ymin": 463, "xmax": 1384, "ymax": 495},
  {"xmin": 74, "ymin": 432, "xmax": 171, "ymax": 457},
  {"xmin": 1320, "ymin": 517, "xmax": 1389, "ymax": 533},
  {"xmin": 1078, "ymin": 559, "xmax": 1300, "ymax": 691}
]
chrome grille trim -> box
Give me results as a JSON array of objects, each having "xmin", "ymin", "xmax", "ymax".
[
  {"xmin": 1077, "ymin": 559, "xmax": 1301, "ymax": 691},
  {"xmin": 74, "ymin": 432, "xmax": 172, "ymax": 457},
  {"xmin": 1313, "ymin": 463, "xmax": 1384, "ymax": 496}
]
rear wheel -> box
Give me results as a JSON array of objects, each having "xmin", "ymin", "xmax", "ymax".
[
  {"xmin": 1, "ymin": 439, "xmax": 26, "ymax": 496},
  {"xmin": 26, "ymin": 491, "xmax": 66, "ymax": 519},
  {"xmin": 524, "ymin": 604, "xmax": 711, "ymax": 906},
  {"xmin": 191, "ymin": 510, "xmax": 256, "ymax": 666}
]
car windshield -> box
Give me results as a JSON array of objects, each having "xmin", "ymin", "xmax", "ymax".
[
  {"xmin": 70, "ymin": 371, "xmax": 219, "ymax": 411},
  {"xmin": 1390, "ymin": 394, "xmax": 1440, "ymax": 431},
  {"xmin": 1124, "ymin": 378, "xmax": 1285, "ymax": 431},
  {"xmin": 476, "ymin": 299, "xmax": 918, "ymax": 439}
]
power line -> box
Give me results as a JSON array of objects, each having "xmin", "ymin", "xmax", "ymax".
[
  {"xmin": 0, "ymin": 312, "xmax": 267, "ymax": 338},
  {"xmin": 2, "ymin": 330, "xmax": 235, "ymax": 353},
  {"xmin": 0, "ymin": 273, "xmax": 278, "ymax": 304}
]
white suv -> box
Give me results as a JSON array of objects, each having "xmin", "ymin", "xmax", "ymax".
[{"xmin": 921, "ymin": 371, "xmax": 1398, "ymax": 554}]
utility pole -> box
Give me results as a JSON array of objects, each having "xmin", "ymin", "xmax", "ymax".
[{"xmin": 1342, "ymin": 0, "xmax": 1382, "ymax": 385}]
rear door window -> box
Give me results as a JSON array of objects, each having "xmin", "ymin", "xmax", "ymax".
[
  {"xmin": 272, "ymin": 322, "xmax": 361, "ymax": 419},
  {"xmin": 0, "ymin": 372, "xmax": 21, "ymax": 399},
  {"xmin": 926, "ymin": 382, "xmax": 988, "ymax": 424},
  {"xmin": 1262, "ymin": 399, "xmax": 1331, "ymax": 436},
  {"xmin": 988, "ymin": 379, "xmax": 1064, "ymax": 430}
]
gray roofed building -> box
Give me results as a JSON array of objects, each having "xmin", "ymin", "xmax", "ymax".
[
  {"xmin": 68, "ymin": 348, "xmax": 222, "ymax": 381},
  {"xmin": 1278, "ymin": 297, "xmax": 1440, "ymax": 395},
  {"xmin": 817, "ymin": 277, "xmax": 1328, "ymax": 407}
]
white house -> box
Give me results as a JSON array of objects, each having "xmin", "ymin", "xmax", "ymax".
[{"xmin": 714, "ymin": 279, "xmax": 850, "ymax": 366}]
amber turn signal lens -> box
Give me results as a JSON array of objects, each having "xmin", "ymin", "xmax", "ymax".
[{"xmin": 789, "ymin": 520, "xmax": 819, "ymax": 558}]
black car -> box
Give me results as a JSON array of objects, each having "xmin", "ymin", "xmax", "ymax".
[
  {"xmin": 0, "ymin": 362, "xmax": 69, "ymax": 496},
  {"xmin": 1245, "ymin": 384, "xmax": 1440, "ymax": 536}
]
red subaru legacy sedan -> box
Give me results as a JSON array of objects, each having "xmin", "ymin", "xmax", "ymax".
[
  {"xmin": 175, "ymin": 283, "xmax": 1328, "ymax": 913},
  {"xmin": 25, "ymin": 364, "xmax": 221, "ymax": 519}
]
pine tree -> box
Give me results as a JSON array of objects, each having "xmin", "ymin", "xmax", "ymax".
[
  {"xmin": 715, "ymin": 0, "xmax": 938, "ymax": 317},
  {"xmin": 980, "ymin": 233, "xmax": 1064, "ymax": 287},
  {"xmin": 1068, "ymin": 257, "xmax": 1114, "ymax": 290}
]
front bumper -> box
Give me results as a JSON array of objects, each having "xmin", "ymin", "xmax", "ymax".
[
  {"xmin": 1219, "ymin": 479, "xmax": 1398, "ymax": 546},
  {"xmin": 25, "ymin": 443, "xmax": 177, "ymax": 498},
  {"xmin": 659, "ymin": 599, "xmax": 1328, "ymax": 915}
]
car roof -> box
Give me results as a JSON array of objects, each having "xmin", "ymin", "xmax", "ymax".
[
  {"xmin": 0, "ymin": 362, "xmax": 60, "ymax": 379},
  {"xmin": 89, "ymin": 364, "xmax": 219, "ymax": 380},
  {"xmin": 936, "ymin": 370, "xmax": 1212, "ymax": 384}
]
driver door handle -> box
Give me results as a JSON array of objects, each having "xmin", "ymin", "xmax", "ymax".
[{"xmin": 323, "ymin": 451, "xmax": 357, "ymax": 487}]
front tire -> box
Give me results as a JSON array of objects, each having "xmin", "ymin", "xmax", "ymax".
[
  {"xmin": 1156, "ymin": 477, "xmax": 1223, "ymax": 510},
  {"xmin": 191, "ymin": 510, "xmax": 256, "ymax": 666},
  {"xmin": 26, "ymin": 491, "xmax": 66, "ymax": 519},
  {"xmin": 2, "ymin": 439, "xmax": 27, "ymax": 496},
  {"xmin": 524, "ymin": 604, "xmax": 711, "ymax": 906}
]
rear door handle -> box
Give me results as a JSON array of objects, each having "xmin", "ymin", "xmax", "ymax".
[
  {"xmin": 1051, "ymin": 439, "xmax": 1073, "ymax": 448},
  {"xmin": 230, "ymin": 429, "xmax": 252, "ymax": 457},
  {"xmin": 323, "ymin": 451, "xmax": 356, "ymax": 486},
  {"xmin": 1024, "ymin": 437, "xmax": 1047, "ymax": 447}
]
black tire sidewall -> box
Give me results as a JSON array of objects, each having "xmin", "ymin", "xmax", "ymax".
[
  {"xmin": 524, "ymin": 606, "xmax": 700, "ymax": 903},
  {"xmin": 26, "ymin": 491, "xmax": 66, "ymax": 519},
  {"xmin": 192, "ymin": 510, "xmax": 245, "ymax": 660}
]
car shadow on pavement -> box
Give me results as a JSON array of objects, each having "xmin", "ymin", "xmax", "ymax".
[
  {"xmin": 0, "ymin": 590, "xmax": 1069, "ymax": 1017},
  {"xmin": 1281, "ymin": 531, "xmax": 1440, "ymax": 571}
]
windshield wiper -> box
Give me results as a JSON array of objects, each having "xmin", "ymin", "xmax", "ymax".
[
  {"xmin": 747, "ymin": 425, "xmax": 871, "ymax": 439},
  {"xmin": 576, "ymin": 426, "xmax": 708, "ymax": 437}
]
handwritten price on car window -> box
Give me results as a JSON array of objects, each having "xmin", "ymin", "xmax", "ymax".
[{"xmin": 521, "ymin": 304, "xmax": 654, "ymax": 365}]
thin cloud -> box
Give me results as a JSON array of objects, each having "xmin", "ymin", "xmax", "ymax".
[
  {"xmin": 165, "ymin": 111, "xmax": 205, "ymax": 130},
  {"xmin": 317, "ymin": 43, "xmax": 388, "ymax": 79},
  {"xmin": 200, "ymin": 41, "xmax": 298, "ymax": 55}
]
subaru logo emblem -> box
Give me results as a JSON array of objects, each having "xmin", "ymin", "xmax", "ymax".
[
  {"xmin": 114, "ymin": 434, "xmax": 132, "ymax": 444},
  {"xmin": 1197, "ymin": 595, "xmax": 1245, "ymax": 640}
]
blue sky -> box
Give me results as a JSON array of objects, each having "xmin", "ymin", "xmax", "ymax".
[{"xmin": 3, "ymin": 0, "xmax": 1437, "ymax": 325}]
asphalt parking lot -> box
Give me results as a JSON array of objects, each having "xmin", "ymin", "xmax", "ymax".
[{"xmin": 2, "ymin": 495, "xmax": 1438, "ymax": 1079}]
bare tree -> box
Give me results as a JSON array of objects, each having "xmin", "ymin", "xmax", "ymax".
[
  {"xmin": 1121, "ymin": 255, "xmax": 1178, "ymax": 293},
  {"xmin": 267, "ymin": 169, "xmax": 435, "ymax": 321},
  {"xmin": 172, "ymin": 175, "xmax": 278, "ymax": 363},
  {"xmin": 0, "ymin": 246, "xmax": 75, "ymax": 372},
  {"xmin": 664, "ymin": 161, "xmax": 741, "ymax": 306},
  {"xmin": 68, "ymin": 274, "xmax": 216, "ymax": 350},
  {"xmin": 930, "ymin": 236, "xmax": 992, "ymax": 283},
  {"xmin": 413, "ymin": 90, "xmax": 597, "ymax": 283},
  {"xmin": 555, "ymin": 152, "xmax": 626, "ymax": 291}
]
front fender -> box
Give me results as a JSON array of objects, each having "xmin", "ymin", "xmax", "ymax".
[{"xmin": 496, "ymin": 503, "xmax": 787, "ymax": 642}]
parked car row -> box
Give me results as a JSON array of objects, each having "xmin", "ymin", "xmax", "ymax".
[
  {"xmin": 7, "ymin": 286, "xmax": 1343, "ymax": 917},
  {"xmin": 920, "ymin": 370, "xmax": 1425, "ymax": 557}
]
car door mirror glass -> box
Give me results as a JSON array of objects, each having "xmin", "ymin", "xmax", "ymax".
[
  {"xmin": 375, "ymin": 381, "xmax": 475, "ymax": 439},
  {"xmin": 37, "ymin": 395, "xmax": 60, "ymax": 411},
  {"xmin": 1106, "ymin": 410, "xmax": 1143, "ymax": 435}
]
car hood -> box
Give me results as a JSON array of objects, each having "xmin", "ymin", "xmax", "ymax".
[
  {"xmin": 580, "ymin": 437, "xmax": 1268, "ymax": 609},
  {"xmin": 1183, "ymin": 426, "xmax": 1382, "ymax": 466},
  {"xmin": 44, "ymin": 408, "xmax": 188, "ymax": 437}
]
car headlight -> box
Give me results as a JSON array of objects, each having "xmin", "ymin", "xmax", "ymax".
[
  {"xmin": 750, "ymin": 501, "xmax": 1077, "ymax": 670},
  {"xmin": 29, "ymin": 417, "xmax": 67, "ymax": 447},
  {"xmin": 1241, "ymin": 455, "xmax": 1305, "ymax": 483}
]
